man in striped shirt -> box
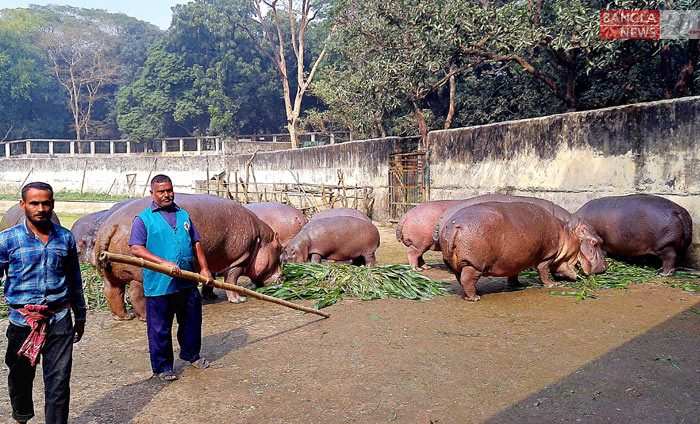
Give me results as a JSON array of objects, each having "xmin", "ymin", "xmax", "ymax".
[{"xmin": 0, "ymin": 182, "xmax": 86, "ymax": 424}]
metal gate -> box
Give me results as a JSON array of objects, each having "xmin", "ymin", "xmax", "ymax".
[{"xmin": 388, "ymin": 151, "xmax": 429, "ymax": 220}]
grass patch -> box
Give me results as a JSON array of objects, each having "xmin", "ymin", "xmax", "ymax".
[
  {"xmin": 542, "ymin": 259, "xmax": 700, "ymax": 300},
  {"xmin": 257, "ymin": 262, "xmax": 449, "ymax": 309}
]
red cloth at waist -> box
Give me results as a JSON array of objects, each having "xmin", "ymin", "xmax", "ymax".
[{"xmin": 16, "ymin": 303, "xmax": 69, "ymax": 366}]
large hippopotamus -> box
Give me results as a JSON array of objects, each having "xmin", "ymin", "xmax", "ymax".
[
  {"xmin": 73, "ymin": 198, "xmax": 142, "ymax": 264},
  {"xmin": 94, "ymin": 194, "xmax": 282, "ymax": 320},
  {"xmin": 244, "ymin": 202, "xmax": 307, "ymax": 249},
  {"xmin": 396, "ymin": 200, "xmax": 466, "ymax": 270},
  {"xmin": 1, "ymin": 203, "xmax": 61, "ymax": 230},
  {"xmin": 310, "ymin": 207, "xmax": 371, "ymax": 223},
  {"xmin": 575, "ymin": 194, "xmax": 692, "ymax": 275},
  {"xmin": 437, "ymin": 202, "xmax": 590, "ymax": 301},
  {"xmin": 433, "ymin": 194, "xmax": 608, "ymax": 275},
  {"xmin": 280, "ymin": 216, "xmax": 380, "ymax": 266}
]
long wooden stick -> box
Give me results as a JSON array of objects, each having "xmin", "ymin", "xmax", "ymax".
[{"xmin": 98, "ymin": 252, "xmax": 329, "ymax": 318}]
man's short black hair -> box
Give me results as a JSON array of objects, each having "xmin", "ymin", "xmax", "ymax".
[
  {"xmin": 21, "ymin": 182, "xmax": 54, "ymax": 201},
  {"xmin": 150, "ymin": 174, "xmax": 172, "ymax": 188}
]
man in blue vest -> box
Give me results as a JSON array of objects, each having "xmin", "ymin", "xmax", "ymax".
[{"xmin": 129, "ymin": 174, "xmax": 214, "ymax": 381}]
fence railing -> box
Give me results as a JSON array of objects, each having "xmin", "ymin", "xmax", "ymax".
[{"xmin": 0, "ymin": 132, "xmax": 351, "ymax": 158}]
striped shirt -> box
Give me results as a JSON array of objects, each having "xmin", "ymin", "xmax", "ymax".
[{"xmin": 0, "ymin": 219, "xmax": 86, "ymax": 327}]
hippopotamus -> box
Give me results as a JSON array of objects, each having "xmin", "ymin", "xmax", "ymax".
[
  {"xmin": 1, "ymin": 203, "xmax": 61, "ymax": 230},
  {"xmin": 72, "ymin": 210, "xmax": 107, "ymax": 263},
  {"xmin": 280, "ymin": 216, "xmax": 380, "ymax": 266},
  {"xmin": 434, "ymin": 194, "xmax": 608, "ymax": 275},
  {"xmin": 437, "ymin": 202, "xmax": 590, "ymax": 301},
  {"xmin": 310, "ymin": 207, "xmax": 371, "ymax": 223},
  {"xmin": 244, "ymin": 202, "xmax": 307, "ymax": 249},
  {"xmin": 72, "ymin": 198, "xmax": 143, "ymax": 264},
  {"xmin": 575, "ymin": 194, "xmax": 692, "ymax": 275},
  {"xmin": 94, "ymin": 194, "xmax": 282, "ymax": 320},
  {"xmin": 396, "ymin": 200, "xmax": 466, "ymax": 270}
]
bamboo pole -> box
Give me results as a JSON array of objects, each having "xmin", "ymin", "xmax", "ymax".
[{"xmin": 99, "ymin": 251, "xmax": 329, "ymax": 318}]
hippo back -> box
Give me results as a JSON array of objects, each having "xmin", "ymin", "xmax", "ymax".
[
  {"xmin": 1, "ymin": 203, "xmax": 61, "ymax": 230},
  {"xmin": 244, "ymin": 202, "xmax": 307, "ymax": 249},
  {"xmin": 310, "ymin": 208, "xmax": 370, "ymax": 223}
]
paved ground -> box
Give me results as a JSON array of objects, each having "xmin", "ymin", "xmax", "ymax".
[{"xmin": 1, "ymin": 224, "xmax": 699, "ymax": 423}]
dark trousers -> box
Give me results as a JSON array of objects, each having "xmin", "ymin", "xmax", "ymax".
[
  {"xmin": 146, "ymin": 286, "xmax": 202, "ymax": 374},
  {"xmin": 5, "ymin": 313, "xmax": 73, "ymax": 424}
]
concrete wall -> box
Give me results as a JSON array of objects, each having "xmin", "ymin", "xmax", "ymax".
[
  {"xmin": 0, "ymin": 137, "xmax": 405, "ymax": 219},
  {"xmin": 427, "ymin": 96, "xmax": 700, "ymax": 265}
]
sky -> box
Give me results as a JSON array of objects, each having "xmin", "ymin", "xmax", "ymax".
[{"xmin": 1, "ymin": 0, "xmax": 191, "ymax": 29}]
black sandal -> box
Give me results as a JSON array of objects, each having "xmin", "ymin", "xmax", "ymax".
[{"xmin": 156, "ymin": 369, "xmax": 178, "ymax": 381}]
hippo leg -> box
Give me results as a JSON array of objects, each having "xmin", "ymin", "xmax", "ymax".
[
  {"xmin": 658, "ymin": 246, "xmax": 678, "ymax": 276},
  {"xmin": 104, "ymin": 276, "xmax": 134, "ymax": 320},
  {"xmin": 224, "ymin": 267, "xmax": 246, "ymax": 303},
  {"xmin": 363, "ymin": 252, "xmax": 376, "ymax": 267},
  {"xmin": 537, "ymin": 261, "xmax": 556, "ymax": 287},
  {"xmin": 507, "ymin": 275, "xmax": 523, "ymax": 288},
  {"xmin": 458, "ymin": 267, "xmax": 481, "ymax": 302},
  {"xmin": 310, "ymin": 253, "xmax": 322, "ymax": 263},
  {"xmin": 351, "ymin": 256, "xmax": 366, "ymax": 266},
  {"xmin": 128, "ymin": 280, "xmax": 146, "ymax": 321},
  {"xmin": 406, "ymin": 246, "xmax": 428, "ymax": 270}
]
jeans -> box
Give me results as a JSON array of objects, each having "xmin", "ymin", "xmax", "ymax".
[{"xmin": 5, "ymin": 313, "xmax": 74, "ymax": 424}]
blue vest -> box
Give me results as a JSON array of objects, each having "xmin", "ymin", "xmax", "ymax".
[{"xmin": 137, "ymin": 207, "xmax": 196, "ymax": 296}]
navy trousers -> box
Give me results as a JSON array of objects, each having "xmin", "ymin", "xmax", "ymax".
[
  {"xmin": 5, "ymin": 313, "xmax": 74, "ymax": 424},
  {"xmin": 145, "ymin": 286, "xmax": 202, "ymax": 374}
]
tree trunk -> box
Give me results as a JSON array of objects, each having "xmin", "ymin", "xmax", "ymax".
[
  {"xmin": 673, "ymin": 39, "xmax": 700, "ymax": 98},
  {"xmin": 660, "ymin": 44, "xmax": 673, "ymax": 99},
  {"xmin": 444, "ymin": 69, "xmax": 457, "ymax": 129},
  {"xmin": 411, "ymin": 102, "xmax": 429, "ymax": 149}
]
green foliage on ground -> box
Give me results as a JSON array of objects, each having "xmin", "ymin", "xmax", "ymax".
[
  {"xmin": 540, "ymin": 259, "xmax": 700, "ymax": 301},
  {"xmin": 258, "ymin": 263, "xmax": 449, "ymax": 309}
]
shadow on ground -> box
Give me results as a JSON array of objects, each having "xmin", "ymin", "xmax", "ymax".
[
  {"xmin": 71, "ymin": 327, "xmax": 248, "ymax": 424},
  {"xmin": 485, "ymin": 300, "xmax": 700, "ymax": 423}
]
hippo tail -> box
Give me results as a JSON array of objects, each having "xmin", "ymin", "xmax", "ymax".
[
  {"xmin": 95, "ymin": 223, "xmax": 118, "ymax": 275},
  {"xmin": 432, "ymin": 222, "xmax": 441, "ymax": 248},
  {"xmin": 678, "ymin": 208, "xmax": 693, "ymax": 251},
  {"xmin": 395, "ymin": 218, "xmax": 405, "ymax": 244}
]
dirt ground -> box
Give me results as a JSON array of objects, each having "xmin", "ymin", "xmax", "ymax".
[{"xmin": 1, "ymin": 223, "xmax": 699, "ymax": 423}]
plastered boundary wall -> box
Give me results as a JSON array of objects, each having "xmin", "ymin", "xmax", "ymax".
[
  {"xmin": 428, "ymin": 95, "xmax": 700, "ymax": 265},
  {"xmin": 0, "ymin": 137, "xmax": 403, "ymax": 219}
]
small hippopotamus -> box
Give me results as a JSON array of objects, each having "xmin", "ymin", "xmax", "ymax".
[
  {"xmin": 72, "ymin": 198, "xmax": 143, "ymax": 264},
  {"xmin": 94, "ymin": 194, "xmax": 282, "ymax": 319},
  {"xmin": 434, "ymin": 194, "xmax": 608, "ymax": 275},
  {"xmin": 396, "ymin": 200, "xmax": 466, "ymax": 270},
  {"xmin": 310, "ymin": 207, "xmax": 371, "ymax": 223},
  {"xmin": 575, "ymin": 194, "xmax": 692, "ymax": 275},
  {"xmin": 72, "ymin": 210, "xmax": 108, "ymax": 263},
  {"xmin": 281, "ymin": 216, "xmax": 380, "ymax": 266},
  {"xmin": 1, "ymin": 203, "xmax": 61, "ymax": 230},
  {"xmin": 437, "ymin": 202, "xmax": 588, "ymax": 301},
  {"xmin": 244, "ymin": 202, "xmax": 307, "ymax": 249}
]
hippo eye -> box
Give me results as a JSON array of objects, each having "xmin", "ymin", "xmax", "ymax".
[{"xmin": 590, "ymin": 239, "xmax": 597, "ymax": 246}]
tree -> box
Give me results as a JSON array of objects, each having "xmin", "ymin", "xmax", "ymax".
[{"xmin": 229, "ymin": 0, "xmax": 333, "ymax": 148}]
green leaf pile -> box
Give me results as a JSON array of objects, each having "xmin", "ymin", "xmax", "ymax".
[
  {"xmin": 544, "ymin": 259, "xmax": 700, "ymax": 300},
  {"xmin": 257, "ymin": 263, "xmax": 449, "ymax": 309}
]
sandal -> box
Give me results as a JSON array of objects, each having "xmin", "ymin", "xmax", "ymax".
[
  {"xmin": 190, "ymin": 357, "xmax": 210, "ymax": 369},
  {"xmin": 156, "ymin": 369, "xmax": 178, "ymax": 381}
]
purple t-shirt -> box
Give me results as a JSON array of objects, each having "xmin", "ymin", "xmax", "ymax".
[{"xmin": 128, "ymin": 202, "xmax": 201, "ymax": 246}]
